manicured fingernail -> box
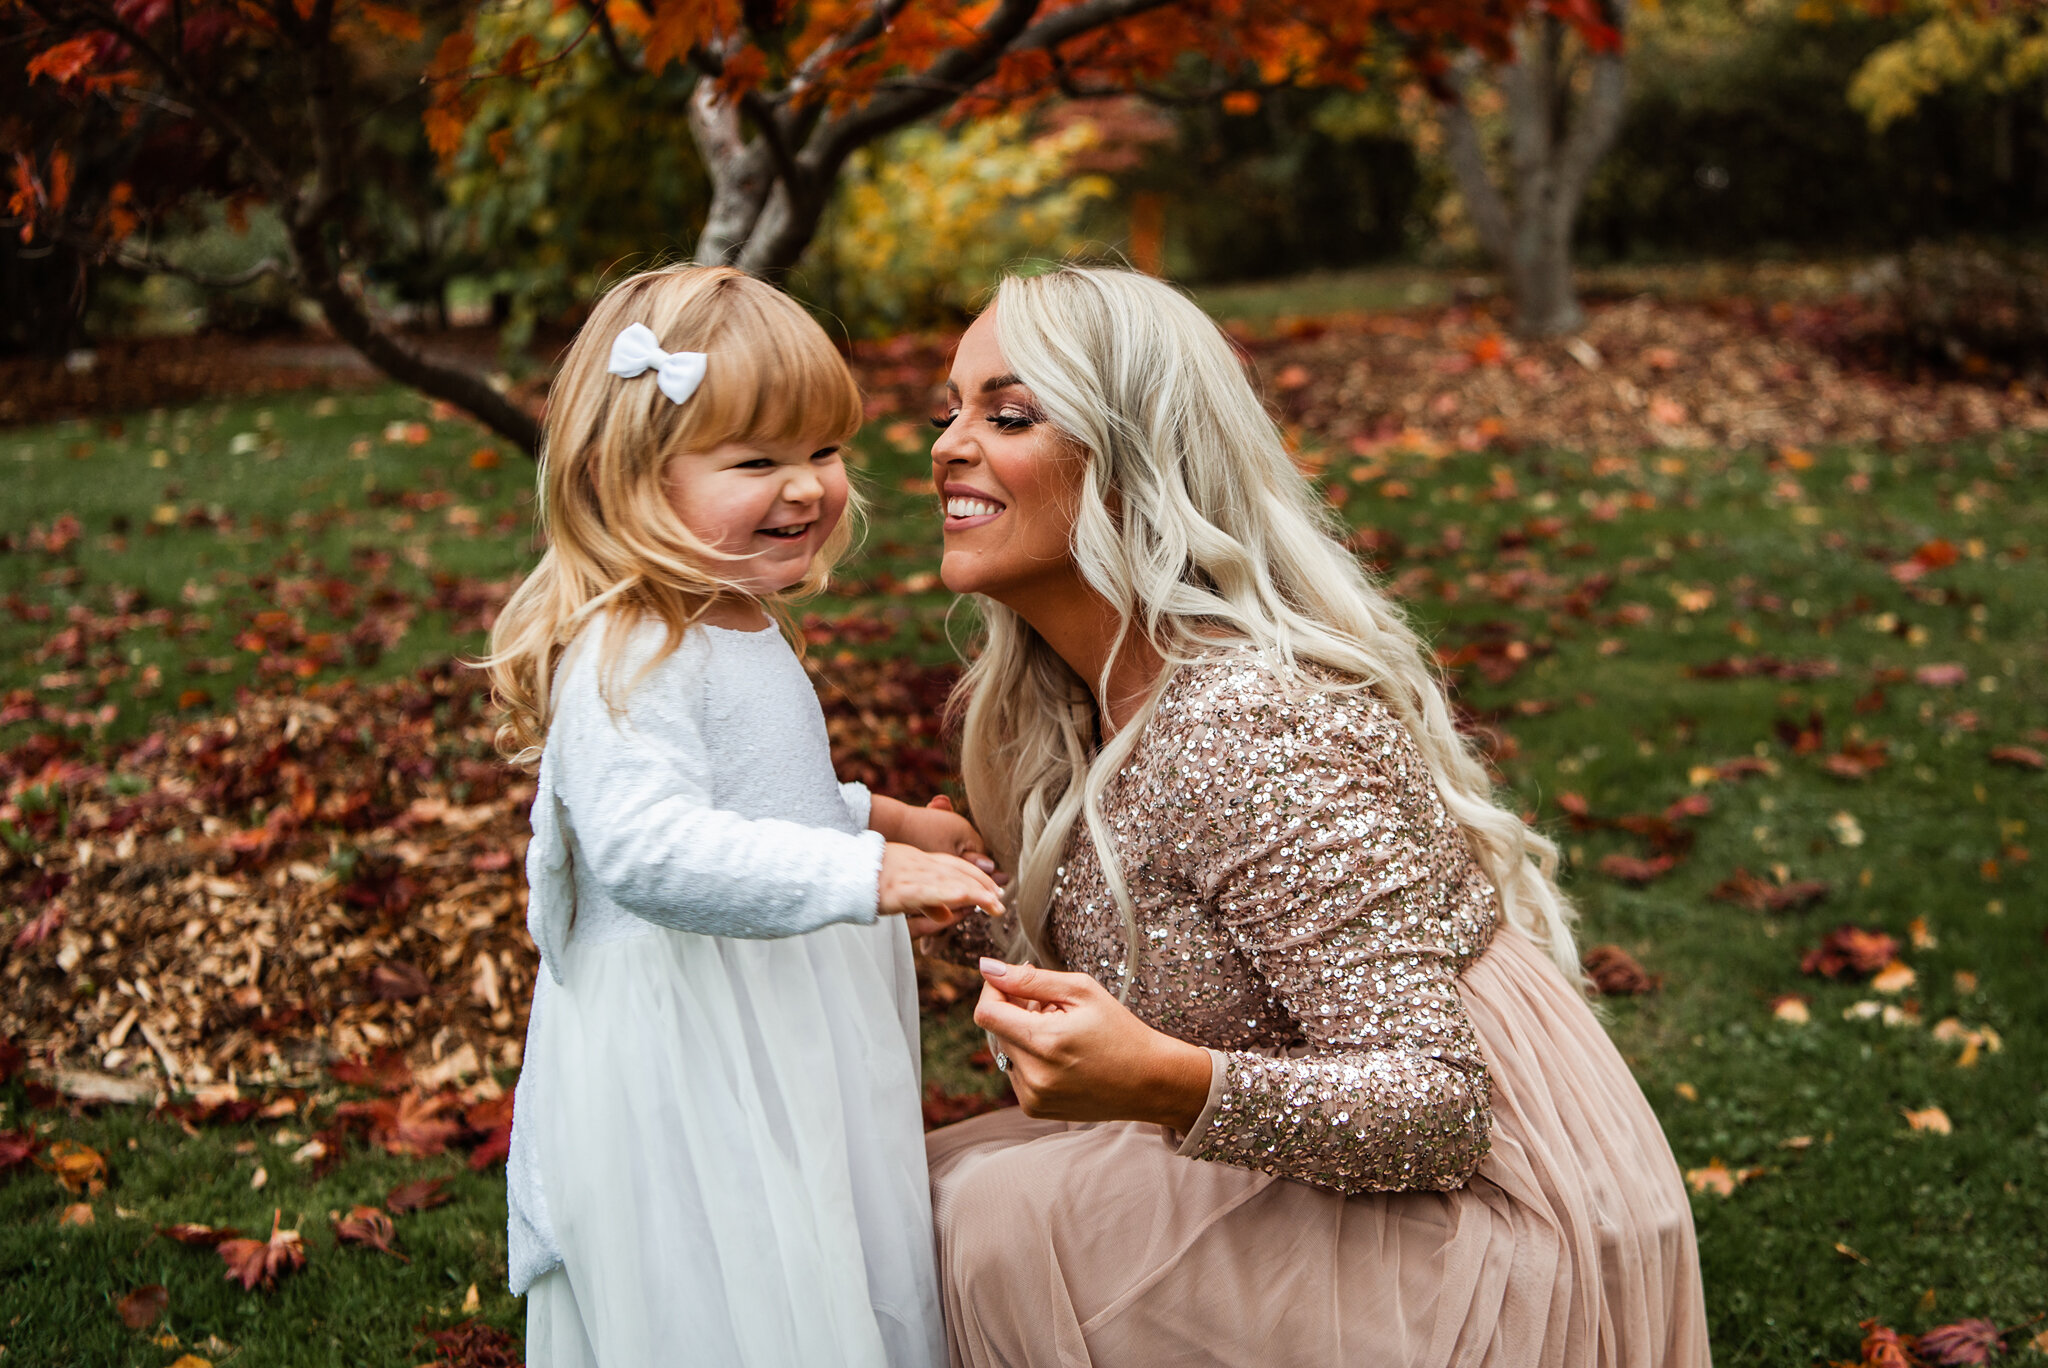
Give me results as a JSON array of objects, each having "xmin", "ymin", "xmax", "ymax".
[{"xmin": 978, "ymin": 957, "xmax": 1009, "ymax": 978}]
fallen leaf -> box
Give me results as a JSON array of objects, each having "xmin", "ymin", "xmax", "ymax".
[
  {"xmin": 1908, "ymin": 916, "xmax": 1937, "ymax": 950},
  {"xmin": 1917, "ymin": 1318, "xmax": 2003, "ymax": 1366},
  {"xmin": 1711, "ymin": 867, "xmax": 1830, "ymax": 913},
  {"xmin": 1870, "ymin": 960, "xmax": 1917, "ymax": 994},
  {"xmin": 1684, "ymin": 1158, "xmax": 1759, "ymax": 1196},
  {"xmin": 1861, "ymin": 1320, "xmax": 1914, "ymax": 1367},
  {"xmin": 116, "ymin": 1283, "xmax": 169, "ymax": 1329},
  {"xmin": 157, "ymin": 1222, "xmax": 241, "ymax": 1246},
  {"xmin": 1801, "ymin": 925, "xmax": 1899, "ymax": 980},
  {"xmin": 1777, "ymin": 1134, "xmax": 1813, "ymax": 1150},
  {"xmin": 336, "ymin": 1091, "xmax": 463, "ymax": 1157},
  {"xmin": 1771, "ymin": 995, "xmax": 1811, "ymax": 1024},
  {"xmin": 167, "ymin": 1357, "xmax": 213, "ymax": 1368},
  {"xmin": 45, "ymin": 1138, "xmax": 106, "ymax": 1193},
  {"xmin": 363, "ymin": 961, "xmax": 432, "ymax": 1002},
  {"xmin": 217, "ymin": 1208, "xmax": 305, "ymax": 1290},
  {"xmin": 332, "ymin": 1205, "xmax": 408, "ymax": 1262},
  {"xmin": 419, "ymin": 1320, "xmax": 523, "ymax": 1367},
  {"xmin": 1837, "ymin": 1242, "xmax": 1872, "ymax": 1265},
  {"xmin": 1989, "ymin": 744, "xmax": 2045, "ymax": 770},
  {"xmin": 0, "ymin": 1127, "xmax": 43, "ymax": 1172},
  {"xmin": 1902, "ymin": 1106, "xmax": 1953, "ymax": 1134},
  {"xmin": 1597, "ymin": 852, "xmax": 1679, "ymax": 885},
  {"xmin": 60, "ymin": 1201, "xmax": 95, "ymax": 1226},
  {"xmin": 1914, "ymin": 663, "xmax": 1968, "ymax": 688},
  {"xmin": 1582, "ymin": 944, "xmax": 1660, "ymax": 994},
  {"xmin": 328, "ymin": 1049, "xmax": 414, "ymax": 1093},
  {"xmin": 385, "ymin": 1175, "xmax": 452, "ymax": 1213}
]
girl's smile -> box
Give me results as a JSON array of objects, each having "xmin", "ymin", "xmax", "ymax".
[{"xmin": 664, "ymin": 436, "xmax": 849, "ymax": 595}]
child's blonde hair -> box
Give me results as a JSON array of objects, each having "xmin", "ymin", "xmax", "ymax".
[{"xmin": 486, "ymin": 265, "xmax": 864, "ymax": 765}]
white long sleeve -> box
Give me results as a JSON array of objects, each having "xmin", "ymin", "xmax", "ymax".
[{"xmin": 524, "ymin": 619, "xmax": 884, "ymax": 982}]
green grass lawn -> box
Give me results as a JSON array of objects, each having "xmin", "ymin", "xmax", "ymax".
[{"xmin": 2, "ymin": 383, "xmax": 2043, "ymax": 1366}]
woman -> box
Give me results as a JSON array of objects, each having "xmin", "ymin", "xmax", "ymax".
[{"xmin": 922, "ymin": 266, "xmax": 1710, "ymax": 1368}]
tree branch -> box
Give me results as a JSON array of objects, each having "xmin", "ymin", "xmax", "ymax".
[
  {"xmin": 107, "ymin": 244, "xmax": 292, "ymax": 289},
  {"xmin": 573, "ymin": 0, "xmax": 635, "ymax": 75}
]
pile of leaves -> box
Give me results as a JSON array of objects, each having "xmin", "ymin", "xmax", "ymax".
[
  {"xmin": 1254, "ymin": 297, "xmax": 2048, "ymax": 458},
  {"xmin": 0, "ymin": 641, "xmax": 965, "ymax": 1093}
]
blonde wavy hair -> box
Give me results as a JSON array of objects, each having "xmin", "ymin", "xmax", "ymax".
[
  {"xmin": 954, "ymin": 266, "xmax": 1581, "ymax": 983},
  {"xmin": 486, "ymin": 265, "xmax": 863, "ymax": 765}
]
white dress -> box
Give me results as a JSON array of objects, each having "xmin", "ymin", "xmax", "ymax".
[{"xmin": 507, "ymin": 616, "xmax": 944, "ymax": 1368}]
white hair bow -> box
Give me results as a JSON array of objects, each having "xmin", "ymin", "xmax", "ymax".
[{"xmin": 606, "ymin": 322, "xmax": 708, "ymax": 406}]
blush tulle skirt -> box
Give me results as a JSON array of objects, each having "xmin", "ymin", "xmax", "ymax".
[{"xmin": 926, "ymin": 925, "xmax": 1712, "ymax": 1368}]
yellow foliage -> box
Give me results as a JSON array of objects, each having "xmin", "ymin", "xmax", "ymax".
[
  {"xmin": 1849, "ymin": 4, "xmax": 2048, "ymax": 130},
  {"xmin": 813, "ymin": 114, "xmax": 1114, "ymax": 334}
]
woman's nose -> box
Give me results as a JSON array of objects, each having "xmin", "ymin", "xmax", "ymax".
[{"xmin": 932, "ymin": 417, "xmax": 974, "ymax": 468}]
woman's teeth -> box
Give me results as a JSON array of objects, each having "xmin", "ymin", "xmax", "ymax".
[{"xmin": 945, "ymin": 497, "xmax": 1003, "ymax": 519}]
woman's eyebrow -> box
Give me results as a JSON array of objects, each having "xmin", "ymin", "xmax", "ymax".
[{"xmin": 982, "ymin": 374, "xmax": 1023, "ymax": 393}]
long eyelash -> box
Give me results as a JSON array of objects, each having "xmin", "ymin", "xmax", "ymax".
[
  {"xmin": 989, "ymin": 414, "xmax": 1035, "ymax": 431},
  {"xmin": 930, "ymin": 414, "xmax": 957, "ymax": 431}
]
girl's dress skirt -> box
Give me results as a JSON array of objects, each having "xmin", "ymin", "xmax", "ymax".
[
  {"xmin": 926, "ymin": 926, "xmax": 1711, "ymax": 1367},
  {"xmin": 522, "ymin": 917, "xmax": 943, "ymax": 1368}
]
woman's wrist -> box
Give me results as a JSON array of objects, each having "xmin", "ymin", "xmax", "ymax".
[{"xmin": 1141, "ymin": 1035, "xmax": 1215, "ymax": 1134}]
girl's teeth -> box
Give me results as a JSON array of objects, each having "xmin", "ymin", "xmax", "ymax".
[{"xmin": 945, "ymin": 498, "xmax": 1002, "ymax": 519}]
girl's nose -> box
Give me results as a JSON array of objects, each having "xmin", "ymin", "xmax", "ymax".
[{"xmin": 784, "ymin": 467, "xmax": 825, "ymax": 503}]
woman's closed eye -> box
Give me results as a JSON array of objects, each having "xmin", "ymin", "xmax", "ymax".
[{"xmin": 930, "ymin": 411, "xmax": 959, "ymax": 432}]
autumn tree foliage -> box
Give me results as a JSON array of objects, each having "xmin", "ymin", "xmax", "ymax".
[{"xmin": 5, "ymin": 0, "xmax": 1611, "ymax": 450}]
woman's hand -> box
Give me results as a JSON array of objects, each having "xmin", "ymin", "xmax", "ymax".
[
  {"xmin": 973, "ymin": 958, "xmax": 1213, "ymax": 1133},
  {"xmin": 871, "ymin": 794, "xmax": 1007, "ymax": 886}
]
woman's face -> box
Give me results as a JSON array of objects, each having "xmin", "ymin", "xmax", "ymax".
[{"xmin": 930, "ymin": 309, "xmax": 1088, "ymax": 609}]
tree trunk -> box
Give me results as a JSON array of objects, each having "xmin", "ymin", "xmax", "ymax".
[{"xmin": 1438, "ymin": 6, "xmax": 1629, "ymax": 338}]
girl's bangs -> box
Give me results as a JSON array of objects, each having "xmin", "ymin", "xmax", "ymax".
[{"xmin": 673, "ymin": 306, "xmax": 863, "ymax": 453}]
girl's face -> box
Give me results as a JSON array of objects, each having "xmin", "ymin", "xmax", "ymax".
[
  {"xmin": 930, "ymin": 309, "xmax": 1087, "ymax": 609},
  {"xmin": 664, "ymin": 436, "xmax": 849, "ymax": 596}
]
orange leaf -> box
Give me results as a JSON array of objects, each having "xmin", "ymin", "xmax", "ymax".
[
  {"xmin": 1902, "ymin": 1106, "xmax": 1953, "ymax": 1134},
  {"xmin": 27, "ymin": 35, "xmax": 103, "ymax": 85},
  {"xmin": 115, "ymin": 1283, "xmax": 168, "ymax": 1329},
  {"xmin": 217, "ymin": 1209, "xmax": 305, "ymax": 1291},
  {"xmin": 332, "ymin": 1205, "xmax": 408, "ymax": 1261},
  {"xmin": 358, "ymin": 0, "xmax": 422, "ymax": 40}
]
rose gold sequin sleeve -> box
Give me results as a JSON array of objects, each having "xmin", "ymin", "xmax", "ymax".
[
  {"xmin": 1160, "ymin": 666, "xmax": 1497, "ymax": 1195},
  {"xmin": 920, "ymin": 909, "xmax": 1011, "ymax": 967}
]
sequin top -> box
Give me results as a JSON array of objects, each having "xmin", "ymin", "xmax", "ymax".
[{"xmin": 946, "ymin": 651, "xmax": 1502, "ymax": 1195}]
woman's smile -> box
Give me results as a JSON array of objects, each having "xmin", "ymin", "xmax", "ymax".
[{"xmin": 942, "ymin": 484, "xmax": 1006, "ymax": 529}]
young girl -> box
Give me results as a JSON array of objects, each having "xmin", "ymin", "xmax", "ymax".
[{"xmin": 487, "ymin": 265, "xmax": 1002, "ymax": 1368}]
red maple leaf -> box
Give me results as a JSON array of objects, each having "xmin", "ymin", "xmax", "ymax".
[
  {"xmin": 328, "ymin": 1048, "xmax": 414, "ymax": 1093},
  {"xmin": 216, "ymin": 1209, "xmax": 305, "ymax": 1290},
  {"xmin": 1801, "ymin": 926, "xmax": 1900, "ymax": 980},
  {"xmin": 385, "ymin": 1175, "xmax": 453, "ymax": 1213},
  {"xmin": 332, "ymin": 1205, "xmax": 408, "ymax": 1262},
  {"xmin": 1598, "ymin": 852, "xmax": 1679, "ymax": 885},
  {"xmin": 1915, "ymin": 1320, "xmax": 2003, "ymax": 1366},
  {"xmin": 1582, "ymin": 944, "xmax": 1660, "ymax": 995},
  {"xmin": 337, "ymin": 1090, "xmax": 463, "ymax": 1157},
  {"xmin": 1859, "ymin": 1320, "xmax": 1919, "ymax": 1368},
  {"xmin": 0, "ymin": 1127, "xmax": 42, "ymax": 1173}
]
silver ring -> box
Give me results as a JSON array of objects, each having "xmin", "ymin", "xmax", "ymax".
[{"xmin": 994, "ymin": 1050, "xmax": 1011, "ymax": 1073}]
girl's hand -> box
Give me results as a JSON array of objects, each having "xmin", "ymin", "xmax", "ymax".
[
  {"xmin": 972, "ymin": 958, "xmax": 1213, "ymax": 1133},
  {"xmin": 878, "ymin": 843, "xmax": 1005, "ymax": 937},
  {"xmin": 871, "ymin": 795, "xmax": 1006, "ymax": 885}
]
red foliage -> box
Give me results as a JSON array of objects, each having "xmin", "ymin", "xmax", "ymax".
[{"xmin": 1801, "ymin": 926, "xmax": 1901, "ymax": 981}]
